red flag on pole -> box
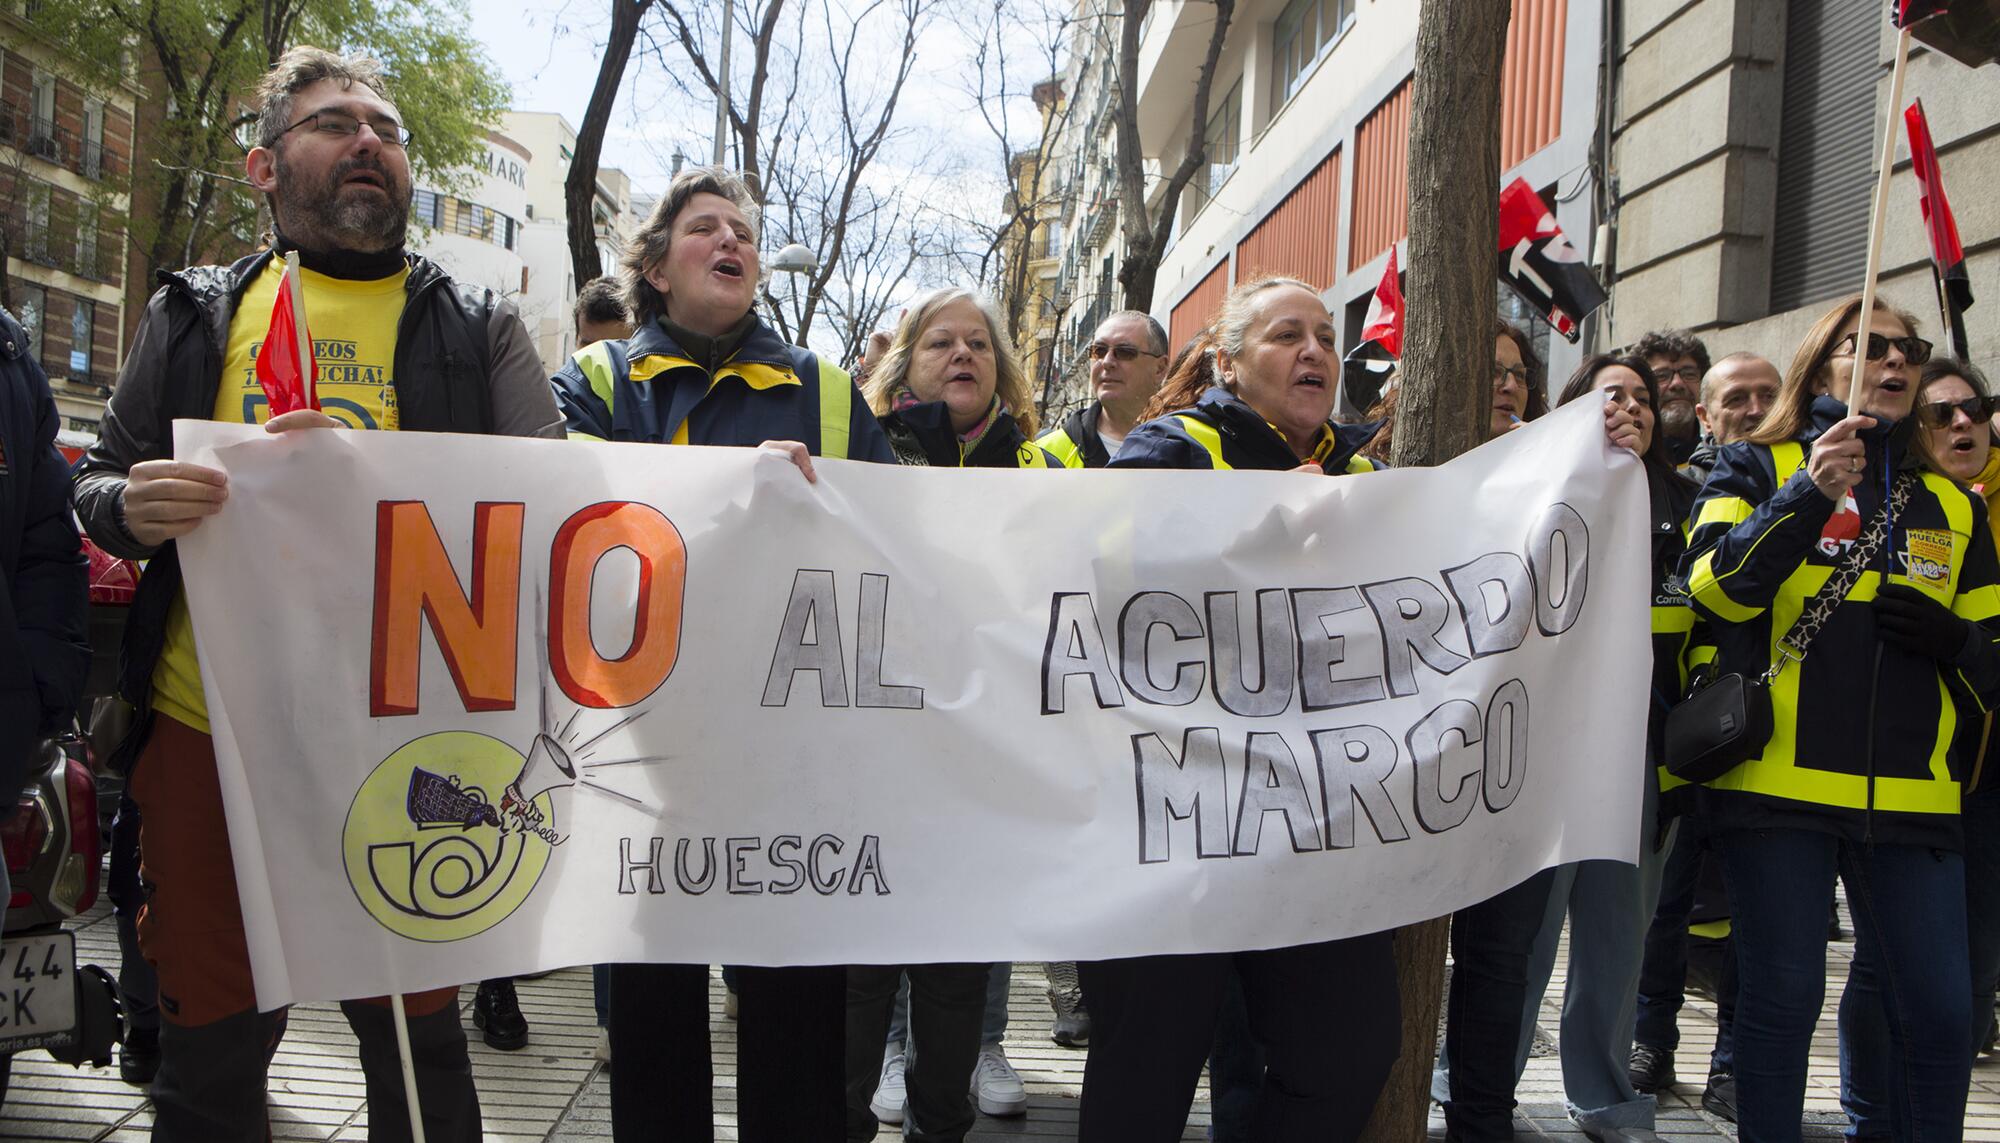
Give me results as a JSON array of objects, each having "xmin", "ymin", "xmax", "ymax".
[
  {"xmin": 1340, "ymin": 247, "xmax": 1403, "ymax": 418},
  {"xmin": 1905, "ymin": 98, "xmax": 1973, "ymax": 359},
  {"xmin": 1892, "ymin": 0, "xmax": 1950, "ymax": 28},
  {"xmin": 254, "ymin": 266, "xmax": 319, "ymax": 416}
]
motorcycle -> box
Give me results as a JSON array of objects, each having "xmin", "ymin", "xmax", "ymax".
[{"xmin": 0, "ymin": 732, "xmax": 123, "ymax": 1095}]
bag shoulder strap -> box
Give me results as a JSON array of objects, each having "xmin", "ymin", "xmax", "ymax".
[{"xmin": 1767, "ymin": 472, "xmax": 1914, "ymax": 677}]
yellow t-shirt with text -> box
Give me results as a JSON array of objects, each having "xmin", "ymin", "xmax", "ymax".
[{"xmin": 149, "ymin": 260, "xmax": 409, "ymax": 733}]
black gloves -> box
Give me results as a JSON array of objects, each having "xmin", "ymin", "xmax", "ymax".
[{"xmin": 1874, "ymin": 584, "xmax": 1976, "ymax": 663}]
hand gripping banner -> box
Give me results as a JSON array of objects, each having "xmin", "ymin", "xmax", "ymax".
[{"xmin": 175, "ymin": 397, "xmax": 1650, "ymax": 1009}]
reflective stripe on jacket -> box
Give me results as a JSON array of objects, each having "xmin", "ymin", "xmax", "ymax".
[
  {"xmin": 552, "ymin": 317, "xmax": 893, "ymax": 462},
  {"xmin": 1680, "ymin": 397, "xmax": 2000, "ymax": 848},
  {"xmin": 1107, "ymin": 386, "xmax": 1384, "ymax": 474},
  {"xmin": 1036, "ymin": 403, "xmax": 1113, "ymax": 469}
]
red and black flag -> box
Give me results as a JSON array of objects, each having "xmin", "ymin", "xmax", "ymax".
[
  {"xmin": 1905, "ymin": 98, "xmax": 1973, "ymax": 359},
  {"xmin": 1496, "ymin": 178, "xmax": 1606, "ymax": 344},
  {"xmin": 1340, "ymin": 246, "xmax": 1403, "ymax": 419},
  {"xmin": 1891, "ymin": 0, "xmax": 1949, "ymax": 27}
]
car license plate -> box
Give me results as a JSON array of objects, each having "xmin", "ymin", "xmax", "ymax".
[{"xmin": 0, "ymin": 930, "xmax": 76, "ymax": 1052}]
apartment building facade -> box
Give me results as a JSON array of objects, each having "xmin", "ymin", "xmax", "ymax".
[
  {"xmin": 0, "ymin": 6, "xmax": 137, "ymax": 432},
  {"xmin": 1051, "ymin": 0, "xmax": 1998, "ymax": 410}
]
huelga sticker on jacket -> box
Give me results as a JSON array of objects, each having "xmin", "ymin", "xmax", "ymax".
[
  {"xmin": 1903, "ymin": 528, "xmax": 1955, "ymax": 589},
  {"xmin": 1817, "ymin": 491, "xmax": 1861, "ymax": 557}
]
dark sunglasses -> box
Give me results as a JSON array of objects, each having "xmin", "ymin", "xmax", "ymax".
[
  {"xmin": 1087, "ymin": 342, "xmax": 1163, "ymax": 362},
  {"xmin": 1917, "ymin": 395, "xmax": 2000, "ymax": 427},
  {"xmin": 1834, "ymin": 331, "xmax": 1933, "ymax": 365}
]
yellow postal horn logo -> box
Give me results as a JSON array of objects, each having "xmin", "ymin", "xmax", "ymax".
[{"xmin": 343, "ymin": 730, "xmax": 573, "ymax": 941}]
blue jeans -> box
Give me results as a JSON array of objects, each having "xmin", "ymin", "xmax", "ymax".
[
  {"xmin": 1634, "ymin": 813, "xmax": 1735, "ymax": 1074},
  {"xmin": 1719, "ymin": 827, "xmax": 1970, "ymax": 1143},
  {"xmin": 1516, "ymin": 836, "xmax": 1674, "ymax": 1135},
  {"xmin": 887, "ymin": 962, "xmax": 1009, "ymax": 1048}
]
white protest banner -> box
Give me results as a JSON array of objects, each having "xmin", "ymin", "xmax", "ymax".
[{"xmin": 174, "ymin": 395, "xmax": 1651, "ymax": 1010}]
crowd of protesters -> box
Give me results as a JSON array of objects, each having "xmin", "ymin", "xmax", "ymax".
[{"xmin": 3, "ymin": 42, "xmax": 1997, "ymax": 1143}]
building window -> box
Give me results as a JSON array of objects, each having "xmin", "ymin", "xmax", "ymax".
[
  {"xmin": 81, "ymin": 99, "xmax": 105, "ymax": 180},
  {"xmin": 15, "ymin": 284, "xmax": 45, "ymax": 364},
  {"xmin": 1769, "ymin": 0, "xmax": 1876, "ymax": 312},
  {"xmin": 1188, "ymin": 79, "xmax": 1242, "ymax": 218},
  {"xmin": 78, "ymin": 209, "xmax": 97, "ymax": 278},
  {"xmin": 1272, "ymin": 0, "xmax": 1353, "ymax": 110},
  {"xmin": 23, "ymin": 182, "xmax": 51, "ymax": 263},
  {"xmin": 28, "ymin": 73, "xmax": 57, "ymax": 162},
  {"xmin": 411, "ymin": 189, "xmax": 442, "ymax": 228},
  {"xmin": 1043, "ymin": 220, "xmax": 1062, "ymax": 261},
  {"xmin": 70, "ymin": 299, "xmax": 92, "ymax": 376}
]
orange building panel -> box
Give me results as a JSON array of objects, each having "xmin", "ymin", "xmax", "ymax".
[
  {"xmin": 1236, "ymin": 148, "xmax": 1341, "ymax": 290},
  {"xmin": 1348, "ymin": 82, "xmax": 1410, "ymax": 273},
  {"xmin": 1168, "ymin": 259, "xmax": 1231, "ymax": 354},
  {"xmin": 1500, "ymin": 0, "xmax": 1567, "ymax": 171}
]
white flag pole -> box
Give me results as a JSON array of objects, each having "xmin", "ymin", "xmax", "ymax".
[
  {"xmin": 389, "ymin": 994, "xmax": 429, "ymax": 1143},
  {"xmin": 1847, "ymin": 25, "xmax": 1914, "ymax": 412},
  {"xmin": 282, "ymin": 251, "xmax": 316, "ymax": 411}
]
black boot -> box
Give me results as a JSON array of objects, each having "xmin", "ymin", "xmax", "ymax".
[
  {"xmin": 120, "ymin": 1025, "xmax": 161, "ymax": 1085},
  {"xmin": 472, "ymin": 979, "xmax": 528, "ymax": 1051}
]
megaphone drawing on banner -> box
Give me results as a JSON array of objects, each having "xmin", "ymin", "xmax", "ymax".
[{"xmin": 502, "ymin": 733, "xmax": 577, "ymax": 835}]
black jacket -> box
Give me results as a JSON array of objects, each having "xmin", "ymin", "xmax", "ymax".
[
  {"xmin": 0, "ymin": 307, "xmax": 88, "ymax": 791},
  {"xmin": 1107, "ymin": 386, "xmax": 1384, "ymax": 473},
  {"xmin": 1682, "ymin": 396, "xmax": 2000, "ymax": 849},
  {"xmin": 881, "ymin": 401, "xmax": 1058, "ymax": 468},
  {"xmin": 73, "ymin": 249, "xmax": 562, "ymax": 766}
]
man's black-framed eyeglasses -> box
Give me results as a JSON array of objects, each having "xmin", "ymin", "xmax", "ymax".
[
  {"xmin": 1087, "ymin": 342, "xmax": 1163, "ymax": 362},
  {"xmin": 1916, "ymin": 395, "xmax": 2000, "ymax": 427},
  {"xmin": 282, "ymin": 109, "xmax": 413, "ymax": 148},
  {"xmin": 1834, "ymin": 331, "xmax": 1933, "ymax": 365},
  {"xmin": 1651, "ymin": 364, "xmax": 1702, "ymax": 384}
]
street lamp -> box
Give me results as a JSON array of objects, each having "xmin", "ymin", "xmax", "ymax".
[{"xmin": 770, "ymin": 243, "xmax": 817, "ymax": 275}]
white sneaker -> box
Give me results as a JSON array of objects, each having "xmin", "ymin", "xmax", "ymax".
[
  {"xmin": 971, "ymin": 1044, "xmax": 1027, "ymax": 1117},
  {"xmin": 870, "ymin": 1049, "xmax": 907, "ymax": 1125},
  {"xmin": 593, "ymin": 1027, "xmax": 611, "ymax": 1064}
]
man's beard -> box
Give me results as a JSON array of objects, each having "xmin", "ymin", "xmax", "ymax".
[
  {"xmin": 1660, "ymin": 400, "xmax": 1699, "ymax": 442},
  {"xmin": 274, "ymin": 151, "xmax": 411, "ymax": 253}
]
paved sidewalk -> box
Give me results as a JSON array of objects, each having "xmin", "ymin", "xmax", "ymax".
[{"xmin": 5, "ymin": 891, "xmax": 1998, "ymax": 1141}]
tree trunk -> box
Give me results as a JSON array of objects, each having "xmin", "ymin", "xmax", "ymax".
[
  {"xmin": 1363, "ymin": 2, "xmax": 1510, "ymax": 1140},
  {"xmin": 567, "ymin": 0, "xmax": 652, "ymax": 291}
]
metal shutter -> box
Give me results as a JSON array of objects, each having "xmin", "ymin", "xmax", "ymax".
[{"xmin": 1769, "ymin": 0, "xmax": 1877, "ymax": 312}]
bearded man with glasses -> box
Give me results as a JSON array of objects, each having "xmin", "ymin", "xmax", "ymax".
[
  {"xmin": 1633, "ymin": 328, "xmax": 1712, "ymax": 467},
  {"xmin": 72, "ymin": 46, "xmax": 564, "ymax": 1143}
]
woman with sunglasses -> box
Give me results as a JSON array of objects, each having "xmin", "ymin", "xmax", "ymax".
[
  {"xmin": 1681, "ymin": 296, "xmax": 2000, "ymax": 1142},
  {"xmin": 1842, "ymin": 358, "xmax": 2000, "ymax": 1137}
]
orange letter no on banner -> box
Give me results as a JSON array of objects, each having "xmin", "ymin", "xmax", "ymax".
[
  {"xmin": 550, "ymin": 502, "xmax": 686, "ymax": 708},
  {"xmin": 370, "ymin": 501, "xmax": 526, "ymax": 716}
]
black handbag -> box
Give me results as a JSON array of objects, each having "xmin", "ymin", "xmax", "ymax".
[{"xmin": 1663, "ymin": 474, "xmax": 1912, "ymax": 784}]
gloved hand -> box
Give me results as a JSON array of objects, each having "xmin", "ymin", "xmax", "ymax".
[{"xmin": 1874, "ymin": 583, "xmax": 1975, "ymax": 662}]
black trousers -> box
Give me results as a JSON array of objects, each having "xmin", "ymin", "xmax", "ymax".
[
  {"xmin": 1440, "ymin": 868, "xmax": 1559, "ymax": 1143},
  {"xmin": 608, "ymin": 962, "xmax": 845, "ymax": 1142},
  {"xmin": 1076, "ymin": 932, "xmax": 1401, "ymax": 1143},
  {"xmin": 846, "ymin": 963, "xmax": 989, "ymax": 1142}
]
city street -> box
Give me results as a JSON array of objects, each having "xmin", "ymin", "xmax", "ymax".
[{"xmin": 7, "ymin": 891, "xmax": 2000, "ymax": 1141}]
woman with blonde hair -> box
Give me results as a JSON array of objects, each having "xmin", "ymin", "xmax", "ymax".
[
  {"xmin": 847, "ymin": 286, "xmax": 1054, "ymax": 1143},
  {"xmin": 862, "ymin": 286, "xmax": 1053, "ymax": 469},
  {"xmin": 1681, "ymin": 295, "xmax": 2000, "ymax": 1141}
]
